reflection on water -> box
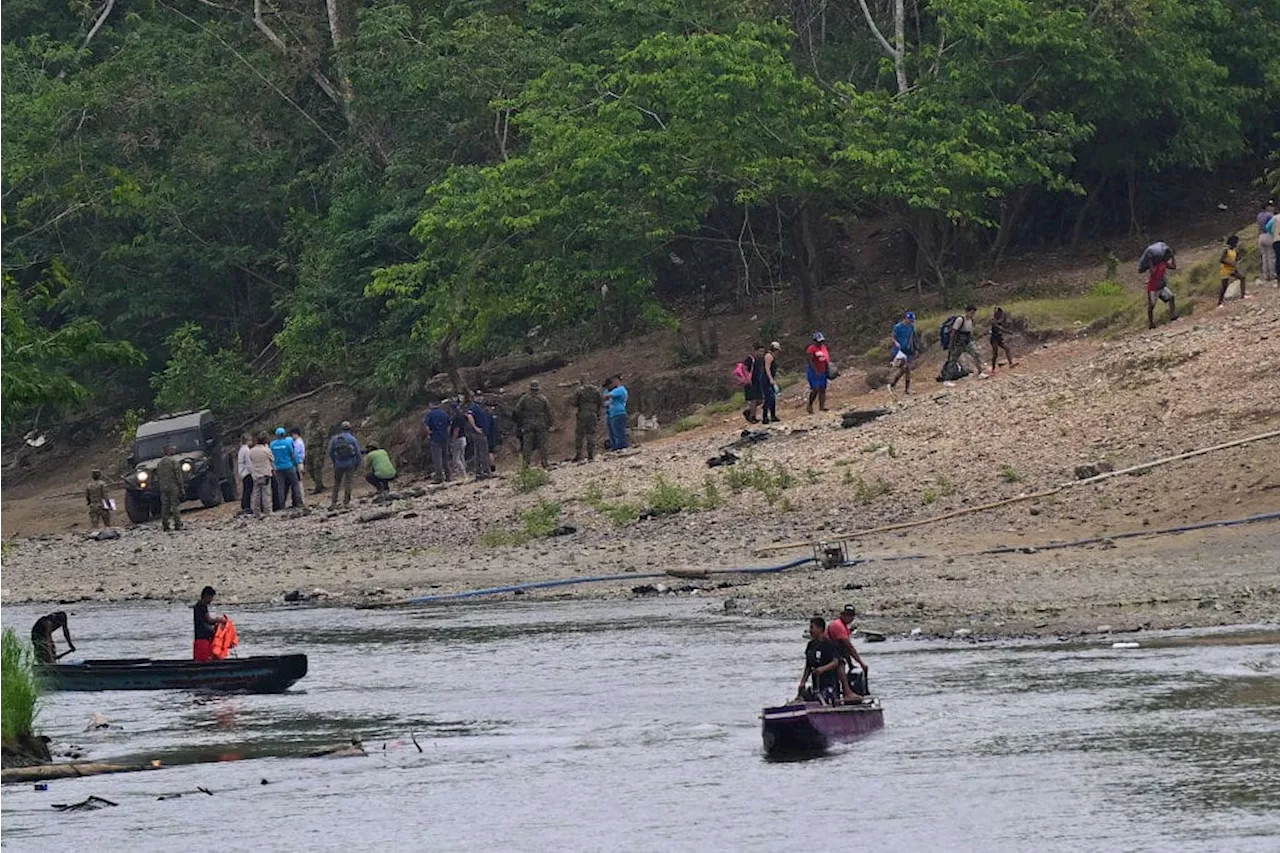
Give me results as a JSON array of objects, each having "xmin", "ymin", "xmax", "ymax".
[{"xmin": 1, "ymin": 602, "xmax": 1277, "ymax": 852}]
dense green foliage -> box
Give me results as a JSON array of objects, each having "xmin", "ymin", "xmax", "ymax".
[
  {"xmin": 3, "ymin": 0, "xmax": 1277, "ymax": 428},
  {"xmin": 1, "ymin": 628, "xmax": 41, "ymax": 743}
]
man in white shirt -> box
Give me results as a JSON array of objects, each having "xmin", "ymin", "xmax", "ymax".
[{"xmin": 236, "ymin": 434, "xmax": 254, "ymax": 515}]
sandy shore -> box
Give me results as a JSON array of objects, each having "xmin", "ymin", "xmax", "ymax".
[{"xmin": 4, "ymin": 289, "xmax": 1280, "ymax": 639}]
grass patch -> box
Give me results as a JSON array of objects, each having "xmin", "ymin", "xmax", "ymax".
[
  {"xmin": 849, "ymin": 476, "xmax": 892, "ymax": 505},
  {"xmin": 705, "ymin": 391, "xmax": 747, "ymax": 415},
  {"xmin": 480, "ymin": 500, "xmax": 563, "ymax": 547},
  {"xmin": 673, "ymin": 413, "xmax": 710, "ymax": 433},
  {"xmin": 938, "ymin": 475, "xmax": 956, "ymax": 497},
  {"xmin": 2, "ymin": 628, "xmax": 41, "ymax": 744},
  {"xmin": 922, "ymin": 488, "xmax": 938, "ymax": 506},
  {"xmin": 803, "ymin": 467, "xmax": 822, "ymax": 484},
  {"xmin": 724, "ymin": 459, "xmax": 795, "ymax": 505},
  {"xmin": 511, "ymin": 465, "xmax": 551, "ymax": 494},
  {"xmin": 1000, "ymin": 465, "xmax": 1024, "ymax": 483}
]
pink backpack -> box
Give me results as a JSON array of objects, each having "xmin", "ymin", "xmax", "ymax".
[{"xmin": 732, "ymin": 359, "xmax": 752, "ymax": 387}]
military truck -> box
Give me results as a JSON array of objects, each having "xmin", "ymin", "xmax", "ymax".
[{"xmin": 123, "ymin": 410, "xmax": 237, "ymax": 523}]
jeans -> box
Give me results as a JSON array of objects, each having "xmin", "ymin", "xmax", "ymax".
[
  {"xmin": 365, "ymin": 472, "xmax": 395, "ymax": 493},
  {"xmin": 331, "ymin": 466, "xmax": 355, "ymax": 506},
  {"xmin": 430, "ymin": 442, "xmax": 449, "ymax": 483},
  {"xmin": 450, "ymin": 437, "xmax": 467, "ymax": 479},
  {"xmin": 763, "ymin": 384, "xmax": 778, "ymax": 422},
  {"xmin": 607, "ymin": 413, "xmax": 629, "ymax": 450},
  {"xmin": 1260, "ymin": 231, "xmax": 1277, "ymax": 282},
  {"xmin": 276, "ymin": 466, "xmax": 304, "ymax": 508},
  {"xmin": 470, "ymin": 432, "xmax": 492, "ymax": 477},
  {"xmin": 240, "ymin": 474, "xmax": 254, "ymax": 511}
]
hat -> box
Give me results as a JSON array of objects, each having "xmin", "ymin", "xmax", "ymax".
[
  {"xmin": 770, "ymin": 341, "xmax": 781, "ymax": 351},
  {"xmin": 905, "ymin": 311, "xmax": 915, "ymax": 321},
  {"xmin": 341, "ymin": 420, "xmax": 352, "ymax": 430},
  {"xmin": 91, "ymin": 468, "xmax": 102, "ymax": 476},
  {"xmin": 812, "ymin": 331, "xmax": 826, "ymax": 342},
  {"xmin": 530, "ymin": 379, "xmax": 541, "ymax": 390},
  {"xmin": 275, "ymin": 427, "xmax": 286, "ymax": 436},
  {"xmin": 309, "ymin": 409, "xmax": 320, "ymax": 418},
  {"xmin": 841, "ymin": 603, "xmax": 857, "ymax": 616}
]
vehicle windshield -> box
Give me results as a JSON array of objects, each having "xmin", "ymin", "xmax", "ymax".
[{"xmin": 134, "ymin": 431, "xmax": 204, "ymax": 463}]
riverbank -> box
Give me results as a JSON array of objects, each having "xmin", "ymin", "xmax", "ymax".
[{"xmin": 4, "ymin": 260, "xmax": 1279, "ymax": 640}]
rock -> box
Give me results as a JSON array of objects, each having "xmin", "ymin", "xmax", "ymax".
[
  {"xmin": 1096, "ymin": 625, "xmax": 1113, "ymax": 633},
  {"xmin": 723, "ymin": 598, "xmax": 738, "ymax": 612},
  {"xmin": 87, "ymin": 529, "xmax": 121, "ymax": 541},
  {"xmin": 631, "ymin": 584, "xmax": 658, "ymax": 596},
  {"xmin": 909, "ymin": 628, "xmax": 922, "ymax": 636},
  {"xmin": 283, "ymin": 589, "xmax": 304, "ymax": 603},
  {"xmin": 953, "ymin": 628, "xmax": 972, "ymax": 637}
]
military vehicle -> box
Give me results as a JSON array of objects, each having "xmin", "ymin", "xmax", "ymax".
[{"xmin": 123, "ymin": 410, "xmax": 237, "ymax": 523}]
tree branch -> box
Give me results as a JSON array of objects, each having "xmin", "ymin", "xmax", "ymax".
[{"xmin": 81, "ymin": 0, "xmax": 117, "ymax": 50}]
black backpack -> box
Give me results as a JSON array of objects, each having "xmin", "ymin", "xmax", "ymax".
[
  {"xmin": 937, "ymin": 359, "xmax": 971, "ymax": 382},
  {"xmin": 333, "ymin": 435, "xmax": 357, "ymax": 461}
]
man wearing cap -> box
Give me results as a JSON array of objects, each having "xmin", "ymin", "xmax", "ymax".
[
  {"xmin": 888, "ymin": 312, "xmax": 919, "ymax": 395},
  {"xmin": 270, "ymin": 426, "xmax": 305, "ymax": 511},
  {"xmin": 826, "ymin": 604, "xmax": 868, "ymax": 702},
  {"xmin": 805, "ymin": 332, "xmax": 831, "ymax": 414},
  {"xmin": 572, "ymin": 375, "xmax": 603, "ymax": 462},
  {"xmin": 304, "ymin": 410, "xmax": 329, "ymax": 494},
  {"xmin": 327, "ymin": 421, "xmax": 363, "ymax": 509},
  {"xmin": 86, "ymin": 468, "xmax": 112, "ymax": 528},
  {"xmin": 515, "ymin": 380, "xmax": 553, "ymax": 468},
  {"xmin": 154, "ymin": 444, "xmax": 186, "ymax": 532}
]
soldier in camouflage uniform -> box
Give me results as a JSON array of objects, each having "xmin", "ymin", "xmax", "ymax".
[
  {"xmin": 304, "ymin": 410, "xmax": 328, "ymax": 494},
  {"xmin": 86, "ymin": 469, "xmax": 112, "ymax": 528},
  {"xmin": 515, "ymin": 379, "xmax": 553, "ymax": 468},
  {"xmin": 154, "ymin": 444, "xmax": 186, "ymax": 532},
  {"xmin": 571, "ymin": 375, "xmax": 603, "ymax": 462}
]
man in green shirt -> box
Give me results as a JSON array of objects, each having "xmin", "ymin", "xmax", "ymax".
[{"xmin": 364, "ymin": 443, "xmax": 397, "ymax": 497}]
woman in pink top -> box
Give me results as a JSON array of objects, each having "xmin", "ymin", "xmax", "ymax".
[{"xmin": 805, "ymin": 331, "xmax": 831, "ymax": 414}]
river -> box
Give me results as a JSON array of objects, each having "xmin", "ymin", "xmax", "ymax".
[{"xmin": 2, "ymin": 600, "xmax": 1278, "ymax": 851}]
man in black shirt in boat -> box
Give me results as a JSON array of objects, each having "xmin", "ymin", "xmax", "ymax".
[
  {"xmin": 193, "ymin": 586, "xmax": 225, "ymax": 662},
  {"xmin": 31, "ymin": 611, "xmax": 75, "ymax": 664},
  {"xmin": 796, "ymin": 616, "xmax": 841, "ymax": 703}
]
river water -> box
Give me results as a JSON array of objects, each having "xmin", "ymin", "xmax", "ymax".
[{"xmin": 2, "ymin": 600, "xmax": 1277, "ymax": 851}]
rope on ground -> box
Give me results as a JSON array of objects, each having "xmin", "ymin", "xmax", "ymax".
[{"xmin": 754, "ymin": 428, "xmax": 1280, "ymax": 556}]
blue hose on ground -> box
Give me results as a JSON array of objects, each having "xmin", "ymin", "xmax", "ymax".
[
  {"xmin": 395, "ymin": 511, "xmax": 1279, "ymax": 605},
  {"xmin": 399, "ymin": 556, "xmax": 818, "ymax": 605}
]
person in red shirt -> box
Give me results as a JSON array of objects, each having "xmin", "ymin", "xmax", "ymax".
[
  {"xmin": 805, "ymin": 332, "xmax": 831, "ymax": 414},
  {"xmin": 826, "ymin": 604, "xmax": 868, "ymax": 702},
  {"xmin": 1145, "ymin": 250, "xmax": 1178, "ymax": 329}
]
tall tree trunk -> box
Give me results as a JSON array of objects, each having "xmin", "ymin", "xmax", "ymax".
[
  {"xmin": 989, "ymin": 186, "xmax": 1032, "ymax": 265},
  {"xmin": 792, "ymin": 204, "xmax": 821, "ymax": 322},
  {"xmin": 856, "ymin": 0, "xmax": 908, "ymax": 93},
  {"xmin": 1069, "ymin": 173, "xmax": 1109, "ymax": 250},
  {"xmin": 1126, "ymin": 164, "xmax": 1141, "ymax": 236},
  {"xmin": 439, "ymin": 328, "xmax": 468, "ymax": 398}
]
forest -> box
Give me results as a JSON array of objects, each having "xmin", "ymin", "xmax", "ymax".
[{"xmin": 3, "ymin": 0, "xmax": 1278, "ymax": 432}]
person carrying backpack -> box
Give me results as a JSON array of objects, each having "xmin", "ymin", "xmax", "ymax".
[
  {"xmin": 327, "ymin": 421, "xmax": 363, "ymax": 510},
  {"xmin": 1145, "ymin": 253, "xmax": 1178, "ymax": 329},
  {"xmin": 1217, "ymin": 235, "xmax": 1247, "ymax": 307},
  {"xmin": 940, "ymin": 306, "xmax": 983, "ymax": 380}
]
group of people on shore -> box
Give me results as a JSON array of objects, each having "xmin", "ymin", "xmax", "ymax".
[{"xmin": 236, "ymin": 413, "xmax": 397, "ymax": 517}]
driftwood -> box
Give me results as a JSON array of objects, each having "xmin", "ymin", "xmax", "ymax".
[
  {"xmin": 425, "ymin": 351, "xmax": 569, "ymax": 398},
  {"xmin": 2, "ymin": 761, "xmax": 159, "ymax": 783},
  {"xmin": 53, "ymin": 795, "xmax": 118, "ymax": 812},
  {"xmin": 357, "ymin": 510, "xmax": 396, "ymax": 524}
]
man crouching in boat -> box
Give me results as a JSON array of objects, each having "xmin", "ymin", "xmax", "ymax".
[
  {"xmin": 795, "ymin": 617, "xmax": 842, "ymax": 704},
  {"xmin": 193, "ymin": 586, "xmax": 227, "ymax": 662},
  {"xmin": 31, "ymin": 611, "xmax": 75, "ymax": 664},
  {"xmin": 827, "ymin": 604, "xmax": 868, "ymax": 702}
]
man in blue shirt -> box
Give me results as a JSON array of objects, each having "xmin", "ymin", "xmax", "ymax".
[
  {"xmin": 606, "ymin": 375, "xmax": 629, "ymax": 451},
  {"xmin": 467, "ymin": 398, "xmax": 497, "ymax": 475},
  {"xmin": 423, "ymin": 403, "xmax": 452, "ymax": 483},
  {"xmin": 327, "ymin": 421, "xmax": 363, "ymax": 509},
  {"xmin": 270, "ymin": 426, "xmax": 306, "ymax": 510},
  {"xmin": 887, "ymin": 311, "xmax": 919, "ymax": 395}
]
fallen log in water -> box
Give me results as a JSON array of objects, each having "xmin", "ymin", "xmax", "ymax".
[{"xmin": 2, "ymin": 761, "xmax": 160, "ymax": 783}]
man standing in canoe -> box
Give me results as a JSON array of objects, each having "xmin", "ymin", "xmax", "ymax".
[
  {"xmin": 31, "ymin": 611, "xmax": 75, "ymax": 664},
  {"xmin": 826, "ymin": 604, "xmax": 868, "ymax": 701},
  {"xmin": 193, "ymin": 586, "xmax": 226, "ymax": 662}
]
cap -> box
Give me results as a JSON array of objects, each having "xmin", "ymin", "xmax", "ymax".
[
  {"xmin": 813, "ymin": 331, "xmax": 826, "ymax": 342},
  {"xmin": 341, "ymin": 420, "xmax": 352, "ymax": 430},
  {"xmin": 842, "ymin": 603, "xmax": 857, "ymax": 616},
  {"xmin": 275, "ymin": 427, "xmax": 286, "ymax": 436},
  {"xmin": 309, "ymin": 409, "xmax": 320, "ymax": 418},
  {"xmin": 905, "ymin": 312, "xmax": 915, "ymax": 321},
  {"xmin": 91, "ymin": 468, "xmax": 102, "ymax": 476},
  {"xmin": 530, "ymin": 379, "xmax": 541, "ymax": 390},
  {"xmin": 770, "ymin": 341, "xmax": 781, "ymax": 351}
]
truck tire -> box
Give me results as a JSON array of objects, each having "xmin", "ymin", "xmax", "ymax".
[
  {"xmin": 125, "ymin": 490, "xmax": 151, "ymax": 524},
  {"xmin": 197, "ymin": 475, "xmax": 223, "ymax": 508},
  {"xmin": 220, "ymin": 474, "xmax": 238, "ymax": 503}
]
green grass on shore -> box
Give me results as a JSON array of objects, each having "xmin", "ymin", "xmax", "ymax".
[{"xmin": 2, "ymin": 628, "xmax": 41, "ymax": 744}]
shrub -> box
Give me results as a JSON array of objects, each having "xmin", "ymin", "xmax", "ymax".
[
  {"xmin": 647, "ymin": 476, "xmax": 701, "ymax": 516},
  {"xmin": 151, "ymin": 323, "xmax": 257, "ymax": 416},
  {"xmin": 2, "ymin": 628, "xmax": 40, "ymax": 744},
  {"xmin": 922, "ymin": 488, "xmax": 938, "ymax": 506},
  {"xmin": 724, "ymin": 460, "xmax": 794, "ymax": 505},
  {"xmin": 850, "ymin": 476, "xmax": 892, "ymax": 505},
  {"xmin": 1000, "ymin": 465, "xmax": 1024, "ymax": 483},
  {"xmin": 1090, "ymin": 280, "xmax": 1124, "ymax": 297},
  {"xmin": 512, "ymin": 466, "xmax": 552, "ymax": 494},
  {"xmin": 521, "ymin": 501, "xmax": 562, "ymax": 537}
]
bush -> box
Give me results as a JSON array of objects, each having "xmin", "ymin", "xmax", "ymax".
[
  {"xmin": 512, "ymin": 466, "xmax": 552, "ymax": 494},
  {"xmin": 646, "ymin": 476, "xmax": 703, "ymax": 516},
  {"xmin": 521, "ymin": 501, "xmax": 562, "ymax": 537},
  {"xmin": 850, "ymin": 476, "xmax": 892, "ymax": 505},
  {"xmin": 2, "ymin": 628, "xmax": 40, "ymax": 744},
  {"xmin": 1090, "ymin": 280, "xmax": 1124, "ymax": 297},
  {"xmin": 151, "ymin": 323, "xmax": 258, "ymax": 416},
  {"xmin": 724, "ymin": 460, "xmax": 794, "ymax": 505}
]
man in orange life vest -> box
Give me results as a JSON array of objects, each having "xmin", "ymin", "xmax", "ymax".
[{"xmin": 193, "ymin": 586, "xmax": 227, "ymax": 662}]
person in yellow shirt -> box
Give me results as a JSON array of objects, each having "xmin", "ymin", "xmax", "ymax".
[{"xmin": 1217, "ymin": 235, "xmax": 1247, "ymax": 307}]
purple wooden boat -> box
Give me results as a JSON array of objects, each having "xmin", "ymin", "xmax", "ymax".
[{"xmin": 761, "ymin": 699, "xmax": 884, "ymax": 757}]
